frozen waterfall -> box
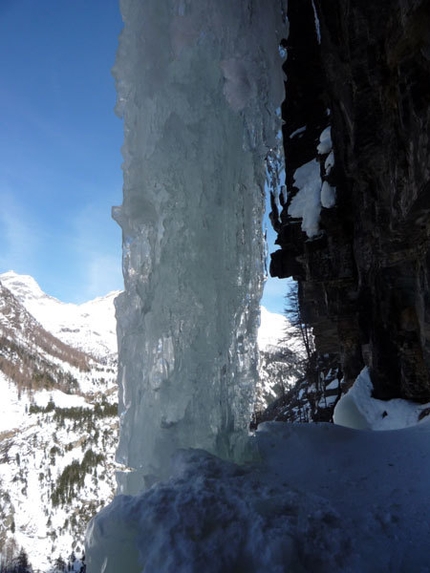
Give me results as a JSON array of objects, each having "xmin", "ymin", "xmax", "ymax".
[
  {"xmin": 86, "ymin": 0, "xmax": 287, "ymax": 568},
  {"xmin": 110, "ymin": 0, "xmax": 286, "ymax": 491}
]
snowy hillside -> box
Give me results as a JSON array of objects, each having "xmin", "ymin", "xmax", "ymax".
[
  {"xmin": 0, "ymin": 271, "xmax": 119, "ymax": 361},
  {"xmin": 0, "ymin": 371, "xmax": 118, "ymax": 572},
  {"xmin": 258, "ymin": 306, "xmax": 302, "ymax": 353},
  {"xmin": 256, "ymin": 307, "xmax": 306, "ymax": 412},
  {"xmin": 0, "ymin": 277, "xmax": 119, "ymax": 572},
  {"xmin": 257, "ymin": 306, "xmax": 287, "ymax": 351}
]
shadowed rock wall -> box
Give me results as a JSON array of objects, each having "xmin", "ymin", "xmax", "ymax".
[{"xmin": 271, "ymin": 0, "xmax": 430, "ymax": 401}]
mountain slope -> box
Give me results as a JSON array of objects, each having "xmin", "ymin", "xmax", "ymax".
[
  {"xmin": 256, "ymin": 307, "xmax": 306, "ymax": 412},
  {"xmin": 0, "ymin": 271, "xmax": 119, "ymax": 361},
  {"xmin": 0, "ymin": 282, "xmax": 93, "ymax": 396},
  {"xmin": 0, "ymin": 277, "xmax": 119, "ymax": 572}
]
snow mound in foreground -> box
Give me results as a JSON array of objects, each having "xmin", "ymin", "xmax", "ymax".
[{"xmin": 87, "ymin": 419, "xmax": 430, "ymax": 572}]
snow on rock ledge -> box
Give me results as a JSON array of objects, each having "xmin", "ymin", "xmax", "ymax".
[{"xmin": 334, "ymin": 367, "xmax": 430, "ymax": 431}]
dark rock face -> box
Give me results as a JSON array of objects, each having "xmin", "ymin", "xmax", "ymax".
[{"xmin": 271, "ymin": 0, "xmax": 430, "ymax": 401}]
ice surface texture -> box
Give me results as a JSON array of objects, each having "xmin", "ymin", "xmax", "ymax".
[{"xmin": 111, "ymin": 0, "xmax": 286, "ymax": 490}]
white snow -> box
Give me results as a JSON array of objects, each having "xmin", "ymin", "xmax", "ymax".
[
  {"xmin": 0, "ymin": 375, "xmax": 87, "ymax": 432},
  {"xmin": 256, "ymin": 307, "xmax": 306, "ymax": 411},
  {"xmin": 0, "ymin": 271, "xmax": 119, "ymax": 359},
  {"xmin": 317, "ymin": 126, "xmax": 332, "ymax": 154},
  {"xmin": 289, "ymin": 125, "xmax": 306, "ymax": 138},
  {"xmin": 258, "ymin": 306, "xmax": 305, "ymax": 358},
  {"xmin": 288, "ymin": 128, "xmax": 337, "ymax": 235},
  {"xmin": 288, "ymin": 159, "xmax": 322, "ymax": 237},
  {"xmin": 334, "ymin": 367, "xmax": 430, "ymax": 430},
  {"xmin": 0, "ymin": 379, "xmax": 118, "ymax": 572},
  {"xmin": 87, "ymin": 414, "xmax": 430, "ymax": 572},
  {"xmin": 258, "ymin": 306, "xmax": 287, "ymax": 351},
  {"xmin": 0, "ymin": 372, "xmax": 28, "ymax": 432},
  {"xmin": 320, "ymin": 181, "xmax": 336, "ymax": 208},
  {"xmin": 32, "ymin": 389, "xmax": 89, "ymax": 409}
]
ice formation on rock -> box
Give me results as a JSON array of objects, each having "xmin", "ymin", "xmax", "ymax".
[
  {"xmin": 110, "ymin": 0, "xmax": 286, "ymax": 492},
  {"xmin": 86, "ymin": 0, "xmax": 287, "ymax": 566}
]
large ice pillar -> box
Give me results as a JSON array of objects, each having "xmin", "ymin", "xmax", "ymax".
[{"xmin": 112, "ymin": 0, "xmax": 286, "ymax": 491}]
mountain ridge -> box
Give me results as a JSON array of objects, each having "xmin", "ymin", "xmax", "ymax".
[{"xmin": 0, "ymin": 271, "xmax": 120, "ymax": 362}]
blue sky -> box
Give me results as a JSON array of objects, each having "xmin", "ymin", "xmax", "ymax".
[
  {"xmin": 0, "ymin": 0, "xmax": 124, "ymax": 302},
  {"xmin": 0, "ymin": 0, "xmax": 286, "ymax": 313},
  {"xmin": 263, "ymin": 222, "xmax": 289, "ymax": 314}
]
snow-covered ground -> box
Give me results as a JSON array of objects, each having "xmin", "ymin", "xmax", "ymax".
[
  {"xmin": 0, "ymin": 374, "xmax": 25, "ymax": 433},
  {"xmin": 87, "ymin": 367, "xmax": 430, "ymax": 572}
]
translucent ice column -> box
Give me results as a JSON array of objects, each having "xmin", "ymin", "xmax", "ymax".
[{"xmin": 112, "ymin": 0, "xmax": 287, "ymax": 490}]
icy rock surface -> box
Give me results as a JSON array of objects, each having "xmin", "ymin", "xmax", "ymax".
[{"xmin": 111, "ymin": 0, "xmax": 286, "ymax": 490}]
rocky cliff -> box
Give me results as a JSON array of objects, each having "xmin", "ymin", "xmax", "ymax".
[{"xmin": 270, "ymin": 0, "xmax": 430, "ymax": 401}]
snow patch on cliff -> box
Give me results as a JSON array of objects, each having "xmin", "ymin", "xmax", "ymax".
[
  {"xmin": 334, "ymin": 367, "xmax": 430, "ymax": 430},
  {"xmin": 288, "ymin": 159, "xmax": 321, "ymax": 237}
]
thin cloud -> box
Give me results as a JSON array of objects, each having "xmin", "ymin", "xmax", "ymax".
[
  {"xmin": 85, "ymin": 254, "xmax": 123, "ymax": 301},
  {"xmin": 72, "ymin": 199, "xmax": 123, "ymax": 300},
  {"xmin": 0, "ymin": 191, "xmax": 41, "ymax": 272}
]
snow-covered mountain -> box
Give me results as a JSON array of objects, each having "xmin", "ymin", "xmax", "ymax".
[
  {"xmin": 257, "ymin": 306, "xmax": 288, "ymax": 351},
  {"xmin": 258, "ymin": 306, "xmax": 300, "ymax": 352},
  {"xmin": 0, "ymin": 271, "xmax": 119, "ymax": 362},
  {"xmin": 0, "ymin": 272, "xmax": 303, "ymax": 572},
  {"xmin": 256, "ymin": 306, "xmax": 306, "ymax": 413},
  {"xmin": 0, "ymin": 274, "xmax": 120, "ymax": 572}
]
